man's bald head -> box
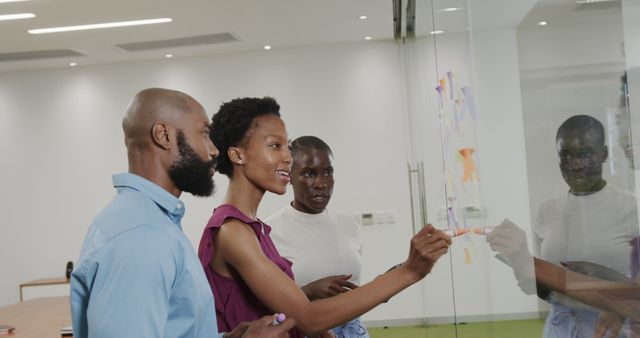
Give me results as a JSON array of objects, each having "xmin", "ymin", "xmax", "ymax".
[
  {"xmin": 121, "ymin": 88, "xmax": 218, "ymax": 197},
  {"xmin": 122, "ymin": 88, "xmax": 199, "ymax": 149}
]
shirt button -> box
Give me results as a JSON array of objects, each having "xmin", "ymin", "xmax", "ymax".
[{"xmin": 176, "ymin": 203, "xmax": 183, "ymax": 209}]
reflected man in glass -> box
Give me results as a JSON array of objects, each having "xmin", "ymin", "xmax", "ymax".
[{"xmin": 489, "ymin": 115, "xmax": 639, "ymax": 338}]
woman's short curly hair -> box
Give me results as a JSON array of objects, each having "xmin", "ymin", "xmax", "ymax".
[{"xmin": 210, "ymin": 96, "xmax": 281, "ymax": 177}]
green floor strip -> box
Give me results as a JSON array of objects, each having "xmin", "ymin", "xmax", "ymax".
[{"xmin": 368, "ymin": 319, "xmax": 545, "ymax": 338}]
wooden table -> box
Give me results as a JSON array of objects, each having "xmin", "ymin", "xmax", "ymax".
[{"xmin": 0, "ymin": 296, "xmax": 71, "ymax": 337}]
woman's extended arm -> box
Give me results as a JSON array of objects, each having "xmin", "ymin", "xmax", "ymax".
[{"xmin": 215, "ymin": 221, "xmax": 450, "ymax": 336}]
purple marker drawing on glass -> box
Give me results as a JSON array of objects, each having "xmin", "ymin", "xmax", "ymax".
[
  {"xmin": 448, "ymin": 71, "xmax": 454, "ymax": 100},
  {"xmin": 447, "ymin": 206, "xmax": 460, "ymax": 228},
  {"xmin": 453, "ymin": 103, "xmax": 460, "ymax": 131},
  {"xmin": 461, "ymin": 86, "xmax": 478, "ymax": 120}
]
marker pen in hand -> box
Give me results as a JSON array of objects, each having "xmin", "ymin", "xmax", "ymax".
[
  {"xmin": 443, "ymin": 227, "xmax": 495, "ymax": 237},
  {"xmin": 443, "ymin": 228, "xmax": 469, "ymax": 237},
  {"xmin": 271, "ymin": 313, "xmax": 286, "ymax": 326},
  {"xmin": 471, "ymin": 226, "xmax": 493, "ymax": 235}
]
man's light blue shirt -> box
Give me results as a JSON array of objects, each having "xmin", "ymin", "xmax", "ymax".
[{"xmin": 71, "ymin": 173, "xmax": 220, "ymax": 338}]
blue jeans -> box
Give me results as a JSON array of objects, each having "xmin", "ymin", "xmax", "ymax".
[
  {"xmin": 543, "ymin": 300, "xmax": 629, "ymax": 338},
  {"xmin": 329, "ymin": 318, "xmax": 369, "ymax": 338}
]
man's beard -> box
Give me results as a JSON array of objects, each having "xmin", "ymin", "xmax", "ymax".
[{"xmin": 168, "ymin": 131, "xmax": 216, "ymax": 197}]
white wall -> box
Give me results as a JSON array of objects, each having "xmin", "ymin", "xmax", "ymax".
[
  {"xmin": 517, "ymin": 18, "xmax": 625, "ymax": 72},
  {"xmin": 0, "ymin": 41, "xmax": 434, "ymax": 322}
]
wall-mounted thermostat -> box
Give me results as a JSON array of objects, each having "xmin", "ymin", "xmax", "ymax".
[{"xmin": 360, "ymin": 212, "xmax": 374, "ymax": 225}]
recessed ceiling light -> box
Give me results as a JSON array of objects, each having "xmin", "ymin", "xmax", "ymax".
[
  {"xmin": 440, "ymin": 7, "xmax": 464, "ymax": 12},
  {"xmin": 538, "ymin": 21, "xmax": 548, "ymax": 26},
  {"xmin": 28, "ymin": 18, "xmax": 172, "ymax": 34},
  {"xmin": 576, "ymin": 0, "xmax": 617, "ymax": 3},
  {"xmin": 69, "ymin": 62, "xmax": 77, "ymax": 67},
  {"xmin": 364, "ymin": 36, "xmax": 372, "ymax": 40},
  {"xmin": 0, "ymin": 13, "xmax": 35, "ymax": 21},
  {"xmin": 264, "ymin": 45, "xmax": 272, "ymax": 50},
  {"xmin": 359, "ymin": 15, "xmax": 368, "ymax": 20},
  {"xmin": 165, "ymin": 54, "xmax": 173, "ymax": 58},
  {"xmin": 0, "ymin": 0, "xmax": 29, "ymax": 3},
  {"xmin": 430, "ymin": 30, "xmax": 445, "ymax": 35}
]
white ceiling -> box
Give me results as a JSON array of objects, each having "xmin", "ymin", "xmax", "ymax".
[
  {"xmin": 519, "ymin": 0, "xmax": 621, "ymax": 28},
  {"xmin": 0, "ymin": 0, "xmax": 397, "ymax": 73},
  {"xmin": 0, "ymin": 0, "xmax": 543, "ymax": 74}
]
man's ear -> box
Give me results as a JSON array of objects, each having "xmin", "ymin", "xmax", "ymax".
[
  {"xmin": 151, "ymin": 122, "xmax": 171, "ymax": 150},
  {"xmin": 603, "ymin": 145, "xmax": 609, "ymax": 162}
]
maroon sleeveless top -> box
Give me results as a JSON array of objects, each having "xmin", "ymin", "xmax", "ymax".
[{"xmin": 198, "ymin": 204, "xmax": 304, "ymax": 338}]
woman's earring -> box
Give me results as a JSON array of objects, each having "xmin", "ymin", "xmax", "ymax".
[{"xmin": 238, "ymin": 160, "xmax": 243, "ymax": 165}]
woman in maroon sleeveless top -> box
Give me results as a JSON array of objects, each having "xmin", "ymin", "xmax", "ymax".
[{"xmin": 198, "ymin": 97, "xmax": 451, "ymax": 338}]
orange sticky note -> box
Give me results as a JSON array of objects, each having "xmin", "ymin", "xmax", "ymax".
[
  {"xmin": 464, "ymin": 248, "xmax": 472, "ymax": 264},
  {"xmin": 459, "ymin": 148, "xmax": 478, "ymax": 182}
]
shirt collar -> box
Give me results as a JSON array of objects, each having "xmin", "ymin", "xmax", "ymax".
[
  {"xmin": 286, "ymin": 202, "xmax": 328, "ymax": 221},
  {"xmin": 112, "ymin": 173, "xmax": 186, "ymax": 225}
]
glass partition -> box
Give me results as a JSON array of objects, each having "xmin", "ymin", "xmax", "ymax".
[{"xmin": 396, "ymin": 0, "xmax": 640, "ymax": 337}]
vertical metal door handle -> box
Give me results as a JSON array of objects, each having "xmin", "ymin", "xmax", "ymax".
[
  {"xmin": 408, "ymin": 163, "xmax": 417, "ymax": 235},
  {"xmin": 417, "ymin": 161, "xmax": 428, "ymax": 227}
]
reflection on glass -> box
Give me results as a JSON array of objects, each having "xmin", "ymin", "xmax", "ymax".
[
  {"xmin": 489, "ymin": 114, "xmax": 639, "ymax": 337},
  {"xmin": 398, "ymin": 0, "xmax": 639, "ymax": 337}
]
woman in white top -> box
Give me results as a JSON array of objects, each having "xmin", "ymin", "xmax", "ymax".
[{"xmin": 267, "ymin": 136, "xmax": 369, "ymax": 338}]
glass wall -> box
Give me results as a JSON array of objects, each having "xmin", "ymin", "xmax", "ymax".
[{"xmin": 399, "ymin": 0, "xmax": 640, "ymax": 337}]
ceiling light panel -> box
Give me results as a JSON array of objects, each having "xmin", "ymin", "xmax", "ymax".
[
  {"xmin": 575, "ymin": 0, "xmax": 618, "ymax": 3},
  {"xmin": 28, "ymin": 18, "xmax": 172, "ymax": 34},
  {"xmin": 439, "ymin": 7, "xmax": 464, "ymax": 12},
  {"xmin": 0, "ymin": 13, "xmax": 35, "ymax": 21}
]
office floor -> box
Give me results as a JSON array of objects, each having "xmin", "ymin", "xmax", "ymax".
[{"xmin": 368, "ymin": 319, "xmax": 545, "ymax": 338}]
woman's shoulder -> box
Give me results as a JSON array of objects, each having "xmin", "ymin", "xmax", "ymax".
[{"xmin": 209, "ymin": 204, "xmax": 256, "ymax": 227}]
